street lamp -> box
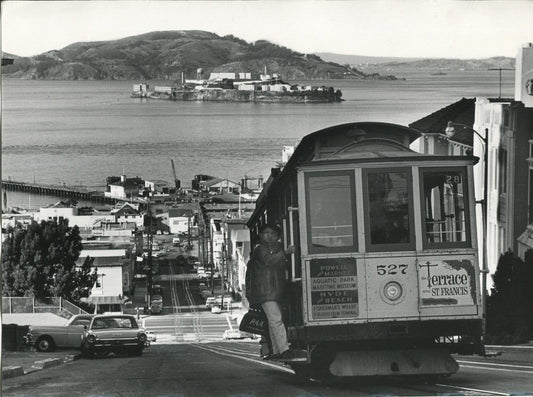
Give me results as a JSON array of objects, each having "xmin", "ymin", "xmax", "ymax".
[{"xmin": 445, "ymin": 121, "xmax": 489, "ymax": 332}]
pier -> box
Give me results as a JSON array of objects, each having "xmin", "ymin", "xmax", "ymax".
[{"xmin": 2, "ymin": 180, "xmax": 118, "ymax": 205}]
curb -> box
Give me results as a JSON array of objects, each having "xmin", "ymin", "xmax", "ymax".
[
  {"xmin": 2, "ymin": 353, "xmax": 82, "ymax": 379},
  {"xmin": 31, "ymin": 358, "xmax": 63, "ymax": 370},
  {"xmin": 2, "ymin": 366, "xmax": 25, "ymax": 379}
]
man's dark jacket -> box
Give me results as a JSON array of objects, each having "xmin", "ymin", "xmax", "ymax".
[{"xmin": 246, "ymin": 242, "xmax": 287, "ymax": 306}]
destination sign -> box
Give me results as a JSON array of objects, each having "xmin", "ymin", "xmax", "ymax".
[{"xmin": 309, "ymin": 258, "xmax": 359, "ymax": 320}]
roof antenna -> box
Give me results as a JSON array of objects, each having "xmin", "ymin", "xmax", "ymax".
[{"xmin": 488, "ymin": 68, "xmax": 514, "ymax": 98}]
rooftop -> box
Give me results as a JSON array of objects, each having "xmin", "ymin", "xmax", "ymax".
[{"xmin": 409, "ymin": 97, "xmax": 475, "ymax": 137}]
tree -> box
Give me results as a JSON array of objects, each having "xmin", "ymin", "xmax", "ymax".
[
  {"xmin": 486, "ymin": 249, "xmax": 533, "ymax": 343},
  {"xmin": 2, "ymin": 219, "xmax": 98, "ymax": 303}
]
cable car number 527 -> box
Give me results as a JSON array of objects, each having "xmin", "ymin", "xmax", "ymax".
[{"xmin": 377, "ymin": 264, "xmax": 408, "ymax": 275}]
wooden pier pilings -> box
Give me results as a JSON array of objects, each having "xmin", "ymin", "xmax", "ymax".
[{"xmin": 1, "ymin": 180, "xmax": 116, "ymax": 204}]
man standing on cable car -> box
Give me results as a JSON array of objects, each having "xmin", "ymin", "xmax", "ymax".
[{"xmin": 245, "ymin": 224, "xmax": 300, "ymax": 361}]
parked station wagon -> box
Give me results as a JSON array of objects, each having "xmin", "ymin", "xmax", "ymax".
[{"xmin": 24, "ymin": 314, "xmax": 94, "ymax": 352}]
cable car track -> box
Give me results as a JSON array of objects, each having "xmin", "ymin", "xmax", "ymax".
[
  {"xmin": 167, "ymin": 261, "xmax": 205, "ymax": 341},
  {"xmin": 192, "ymin": 343, "xmax": 512, "ymax": 395},
  {"xmin": 167, "ymin": 261, "xmax": 183, "ymax": 340}
]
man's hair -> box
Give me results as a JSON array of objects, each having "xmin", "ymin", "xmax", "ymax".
[{"xmin": 258, "ymin": 223, "xmax": 281, "ymax": 236}]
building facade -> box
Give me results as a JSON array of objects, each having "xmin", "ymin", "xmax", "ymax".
[{"xmin": 409, "ymin": 43, "xmax": 533, "ymax": 285}]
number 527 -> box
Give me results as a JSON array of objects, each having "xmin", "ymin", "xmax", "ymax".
[{"xmin": 377, "ymin": 264, "xmax": 407, "ymax": 275}]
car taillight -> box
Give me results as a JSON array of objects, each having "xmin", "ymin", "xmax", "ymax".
[
  {"xmin": 137, "ymin": 332, "xmax": 147, "ymax": 343},
  {"xmin": 87, "ymin": 334, "xmax": 97, "ymax": 344}
]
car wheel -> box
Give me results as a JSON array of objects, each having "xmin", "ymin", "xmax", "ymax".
[
  {"xmin": 36, "ymin": 336, "xmax": 55, "ymax": 352},
  {"xmin": 92, "ymin": 349, "xmax": 110, "ymax": 358}
]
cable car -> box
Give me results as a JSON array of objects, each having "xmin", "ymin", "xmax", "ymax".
[{"xmin": 247, "ymin": 122, "xmax": 484, "ymax": 380}]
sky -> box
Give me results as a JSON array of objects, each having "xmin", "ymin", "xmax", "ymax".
[{"xmin": 1, "ymin": 0, "xmax": 532, "ymax": 59}]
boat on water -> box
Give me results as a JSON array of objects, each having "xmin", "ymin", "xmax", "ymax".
[{"xmin": 131, "ymin": 73, "xmax": 343, "ymax": 103}]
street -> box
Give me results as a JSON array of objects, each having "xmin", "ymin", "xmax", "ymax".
[
  {"xmin": 138, "ymin": 240, "xmax": 234, "ymax": 343},
  {"xmin": 5, "ymin": 237, "xmax": 533, "ymax": 396},
  {"xmin": 3, "ymin": 341, "xmax": 533, "ymax": 396}
]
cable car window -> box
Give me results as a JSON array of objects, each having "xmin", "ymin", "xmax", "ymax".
[
  {"xmin": 305, "ymin": 171, "xmax": 356, "ymax": 253},
  {"xmin": 421, "ymin": 168, "xmax": 470, "ymax": 247},
  {"xmin": 364, "ymin": 169, "xmax": 414, "ymax": 251}
]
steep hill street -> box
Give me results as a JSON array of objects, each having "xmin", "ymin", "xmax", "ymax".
[{"xmin": 3, "ymin": 342, "xmax": 533, "ymax": 396}]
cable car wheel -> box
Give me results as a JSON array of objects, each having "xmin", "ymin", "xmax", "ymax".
[{"xmin": 290, "ymin": 343, "xmax": 336, "ymax": 384}]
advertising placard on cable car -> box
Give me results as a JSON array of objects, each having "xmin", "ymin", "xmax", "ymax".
[
  {"xmin": 418, "ymin": 258, "xmax": 477, "ymax": 307},
  {"xmin": 308, "ymin": 258, "xmax": 358, "ymax": 320}
]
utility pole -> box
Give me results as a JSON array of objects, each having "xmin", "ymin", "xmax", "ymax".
[
  {"xmin": 197, "ymin": 228, "xmax": 201, "ymax": 261},
  {"xmin": 187, "ymin": 216, "xmax": 192, "ymax": 250},
  {"xmin": 220, "ymin": 236, "xmax": 225, "ymax": 311},
  {"xmin": 209, "ymin": 220, "xmax": 215, "ymax": 295},
  {"xmin": 145, "ymin": 202, "xmax": 154, "ymax": 313},
  {"xmin": 488, "ymin": 68, "xmax": 514, "ymax": 98}
]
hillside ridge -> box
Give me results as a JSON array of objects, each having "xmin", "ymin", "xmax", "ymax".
[{"xmin": 1, "ymin": 30, "xmax": 397, "ymax": 81}]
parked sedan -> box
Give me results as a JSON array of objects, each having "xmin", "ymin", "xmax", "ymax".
[
  {"xmin": 81, "ymin": 314, "xmax": 148, "ymax": 358},
  {"xmin": 24, "ymin": 314, "xmax": 94, "ymax": 352}
]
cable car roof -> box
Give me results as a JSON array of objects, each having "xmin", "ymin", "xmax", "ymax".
[
  {"xmin": 282, "ymin": 122, "xmax": 421, "ymax": 169},
  {"xmin": 248, "ymin": 122, "xmax": 476, "ymax": 227}
]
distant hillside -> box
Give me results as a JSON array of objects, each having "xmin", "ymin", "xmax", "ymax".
[
  {"xmin": 1, "ymin": 31, "xmax": 398, "ymax": 81},
  {"xmin": 376, "ymin": 56, "xmax": 515, "ymax": 71},
  {"xmin": 1, "ymin": 52, "xmax": 21, "ymax": 60},
  {"xmin": 315, "ymin": 53, "xmax": 422, "ymax": 65},
  {"xmin": 316, "ymin": 52, "xmax": 515, "ymax": 72}
]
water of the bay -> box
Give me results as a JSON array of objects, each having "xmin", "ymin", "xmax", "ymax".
[{"xmin": 2, "ymin": 71, "xmax": 514, "ymax": 209}]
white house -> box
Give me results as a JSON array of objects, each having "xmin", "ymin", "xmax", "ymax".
[
  {"xmin": 35, "ymin": 201, "xmax": 76, "ymax": 223},
  {"xmin": 78, "ymin": 247, "xmax": 133, "ymax": 314},
  {"xmin": 2, "ymin": 212, "xmax": 34, "ymax": 231},
  {"xmin": 104, "ymin": 175, "xmax": 144, "ymax": 200},
  {"xmin": 201, "ymin": 178, "xmax": 240, "ymax": 194},
  {"xmin": 35, "ymin": 201, "xmax": 115, "ymax": 229},
  {"xmin": 111, "ymin": 203, "xmax": 144, "ymax": 228},
  {"xmin": 168, "ymin": 207, "xmax": 195, "ymax": 235}
]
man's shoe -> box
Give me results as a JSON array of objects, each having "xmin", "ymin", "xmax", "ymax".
[
  {"xmin": 261, "ymin": 353, "xmax": 273, "ymax": 360},
  {"xmin": 278, "ymin": 349, "xmax": 307, "ymax": 362}
]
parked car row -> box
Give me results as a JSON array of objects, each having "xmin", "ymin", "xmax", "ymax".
[{"xmin": 205, "ymin": 295, "xmax": 234, "ymax": 309}]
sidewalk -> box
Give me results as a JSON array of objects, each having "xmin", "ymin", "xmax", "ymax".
[{"xmin": 2, "ymin": 349, "xmax": 81, "ymax": 379}]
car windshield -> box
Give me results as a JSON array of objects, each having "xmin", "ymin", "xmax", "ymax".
[
  {"xmin": 92, "ymin": 317, "xmax": 137, "ymax": 329},
  {"xmin": 71, "ymin": 318, "xmax": 92, "ymax": 327}
]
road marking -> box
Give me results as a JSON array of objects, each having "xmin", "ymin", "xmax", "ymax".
[
  {"xmin": 459, "ymin": 364, "xmax": 533, "ymax": 374},
  {"xmin": 225, "ymin": 315, "xmax": 233, "ymax": 329},
  {"xmin": 144, "ymin": 324, "xmax": 229, "ymax": 329},
  {"xmin": 191, "ymin": 344, "xmax": 294, "ymax": 374},
  {"xmin": 435, "ymin": 383, "xmax": 510, "ymax": 396},
  {"xmin": 486, "ymin": 345, "xmax": 533, "ymax": 350},
  {"xmin": 457, "ymin": 360, "xmax": 533, "ymax": 370}
]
